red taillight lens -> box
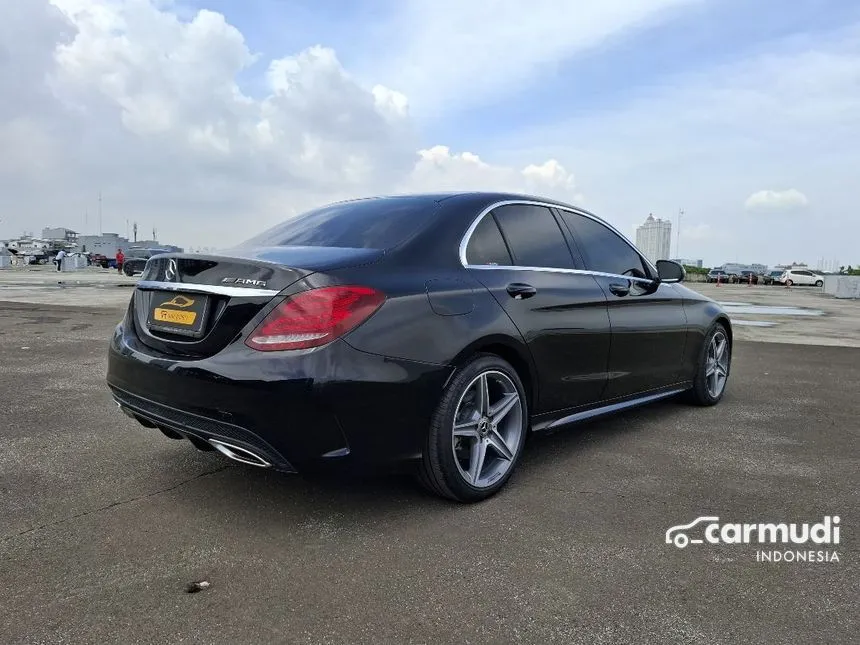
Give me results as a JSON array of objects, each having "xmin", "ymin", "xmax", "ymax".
[{"xmin": 245, "ymin": 285, "xmax": 385, "ymax": 351}]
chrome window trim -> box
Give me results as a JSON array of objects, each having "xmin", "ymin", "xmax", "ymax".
[
  {"xmin": 464, "ymin": 264, "xmax": 657, "ymax": 285},
  {"xmin": 136, "ymin": 280, "xmax": 280, "ymax": 298},
  {"xmin": 458, "ymin": 199, "xmax": 659, "ymax": 281}
]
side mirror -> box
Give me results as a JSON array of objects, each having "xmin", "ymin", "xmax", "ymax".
[{"xmin": 656, "ymin": 259, "xmax": 685, "ymax": 283}]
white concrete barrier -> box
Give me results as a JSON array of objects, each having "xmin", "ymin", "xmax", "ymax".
[
  {"xmin": 60, "ymin": 255, "xmax": 87, "ymax": 271},
  {"xmin": 824, "ymin": 275, "xmax": 860, "ymax": 299}
]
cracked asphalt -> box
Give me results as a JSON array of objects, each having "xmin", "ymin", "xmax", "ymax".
[{"xmin": 1, "ymin": 299, "xmax": 858, "ymax": 644}]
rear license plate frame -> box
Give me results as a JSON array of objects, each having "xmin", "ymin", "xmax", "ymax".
[{"xmin": 145, "ymin": 290, "xmax": 210, "ymax": 338}]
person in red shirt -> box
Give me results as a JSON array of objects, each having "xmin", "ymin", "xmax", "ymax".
[{"xmin": 116, "ymin": 249, "xmax": 125, "ymax": 273}]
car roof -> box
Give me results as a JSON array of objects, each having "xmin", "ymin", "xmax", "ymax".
[
  {"xmin": 328, "ymin": 191, "xmax": 611, "ymax": 226},
  {"xmin": 330, "ymin": 191, "xmax": 583, "ymax": 208}
]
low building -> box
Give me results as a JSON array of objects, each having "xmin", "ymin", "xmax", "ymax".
[
  {"xmin": 128, "ymin": 240, "xmax": 184, "ymax": 254},
  {"xmin": 672, "ymin": 258, "xmax": 703, "ymax": 268},
  {"xmin": 42, "ymin": 227, "xmax": 79, "ymax": 245},
  {"xmin": 75, "ymin": 234, "xmax": 184, "ymax": 258},
  {"xmin": 722, "ymin": 262, "xmax": 768, "ymax": 275},
  {"xmin": 4, "ymin": 235, "xmax": 50, "ymax": 255},
  {"xmin": 75, "ymin": 233, "xmax": 130, "ymax": 258}
]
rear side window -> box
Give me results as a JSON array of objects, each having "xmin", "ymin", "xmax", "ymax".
[
  {"xmin": 239, "ymin": 197, "xmax": 439, "ymax": 250},
  {"xmin": 492, "ymin": 204, "xmax": 574, "ymax": 269},
  {"xmin": 465, "ymin": 214, "xmax": 513, "ymax": 265},
  {"xmin": 560, "ymin": 212, "xmax": 649, "ymax": 278}
]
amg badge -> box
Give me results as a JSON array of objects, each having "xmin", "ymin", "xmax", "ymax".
[{"xmin": 222, "ymin": 277, "xmax": 268, "ymax": 287}]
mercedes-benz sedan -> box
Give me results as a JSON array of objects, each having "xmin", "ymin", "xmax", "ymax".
[{"xmin": 107, "ymin": 192, "xmax": 732, "ymax": 502}]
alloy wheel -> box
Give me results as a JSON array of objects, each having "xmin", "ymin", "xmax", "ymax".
[
  {"xmin": 705, "ymin": 332, "xmax": 729, "ymax": 398},
  {"xmin": 451, "ymin": 370, "xmax": 523, "ymax": 488}
]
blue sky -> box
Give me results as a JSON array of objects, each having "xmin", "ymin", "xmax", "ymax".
[
  {"xmin": 3, "ymin": 0, "xmax": 859, "ymax": 267},
  {"xmin": 179, "ymin": 0, "xmax": 860, "ymax": 148},
  {"xmin": 169, "ymin": 0, "xmax": 860, "ymax": 266}
]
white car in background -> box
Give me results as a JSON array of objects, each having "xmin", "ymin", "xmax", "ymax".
[{"xmin": 780, "ymin": 269, "xmax": 824, "ymax": 287}]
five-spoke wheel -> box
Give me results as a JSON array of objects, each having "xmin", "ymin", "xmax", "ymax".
[
  {"xmin": 688, "ymin": 322, "xmax": 731, "ymax": 406},
  {"xmin": 418, "ymin": 355, "xmax": 528, "ymax": 502},
  {"xmin": 705, "ymin": 331, "xmax": 729, "ymax": 399},
  {"xmin": 451, "ymin": 370, "xmax": 523, "ymax": 488}
]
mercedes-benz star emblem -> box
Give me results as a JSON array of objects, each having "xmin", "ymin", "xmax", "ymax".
[{"xmin": 165, "ymin": 259, "xmax": 178, "ymax": 282}]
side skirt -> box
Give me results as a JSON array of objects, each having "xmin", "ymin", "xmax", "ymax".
[{"xmin": 530, "ymin": 382, "xmax": 691, "ymax": 433}]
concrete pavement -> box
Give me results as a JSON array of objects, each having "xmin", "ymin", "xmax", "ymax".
[{"xmin": 0, "ymin": 298, "xmax": 857, "ymax": 644}]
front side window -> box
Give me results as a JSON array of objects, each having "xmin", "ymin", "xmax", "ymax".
[
  {"xmin": 559, "ymin": 211, "xmax": 649, "ymax": 278},
  {"xmin": 491, "ymin": 204, "xmax": 575, "ymax": 269}
]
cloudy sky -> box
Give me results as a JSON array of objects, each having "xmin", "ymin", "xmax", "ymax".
[{"xmin": 1, "ymin": 0, "xmax": 858, "ymax": 267}]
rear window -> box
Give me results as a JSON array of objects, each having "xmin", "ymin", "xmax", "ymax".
[{"xmin": 240, "ymin": 197, "xmax": 439, "ymax": 250}]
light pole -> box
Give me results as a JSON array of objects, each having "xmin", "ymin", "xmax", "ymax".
[{"xmin": 677, "ymin": 208, "xmax": 684, "ymax": 259}]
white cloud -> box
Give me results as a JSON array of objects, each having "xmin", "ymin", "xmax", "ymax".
[
  {"xmin": 502, "ymin": 25, "xmax": 860, "ymax": 265},
  {"xmin": 0, "ymin": 0, "xmax": 580, "ymax": 246},
  {"xmin": 404, "ymin": 146, "xmax": 581, "ymax": 202},
  {"xmin": 744, "ymin": 189, "xmax": 809, "ymax": 212},
  {"xmin": 2, "ymin": 0, "xmax": 857, "ymax": 271}
]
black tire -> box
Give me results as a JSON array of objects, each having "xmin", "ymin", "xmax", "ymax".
[
  {"xmin": 686, "ymin": 322, "xmax": 731, "ymax": 406},
  {"xmin": 815, "ymin": 280, "xmax": 823, "ymax": 287},
  {"xmin": 786, "ymin": 279, "xmax": 793, "ymax": 286},
  {"xmin": 417, "ymin": 354, "xmax": 529, "ymax": 503},
  {"xmin": 123, "ymin": 263, "xmax": 135, "ymax": 277}
]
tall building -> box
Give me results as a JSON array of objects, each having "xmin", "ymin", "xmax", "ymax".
[
  {"xmin": 816, "ymin": 258, "xmax": 841, "ymax": 273},
  {"xmin": 636, "ymin": 214, "xmax": 672, "ymax": 262}
]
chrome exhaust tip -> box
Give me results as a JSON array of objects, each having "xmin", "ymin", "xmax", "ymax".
[{"xmin": 208, "ymin": 439, "xmax": 271, "ymax": 468}]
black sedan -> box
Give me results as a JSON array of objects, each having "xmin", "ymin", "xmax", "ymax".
[
  {"xmin": 107, "ymin": 192, "xmax": 732, "ymax": 502},
  {"xmin": 122, "ymin": 247, "xmax": 175, "ymax": 276},
  {"xmin": 731, "ymin": 270, "xmax": 759, "ymax": 285}
]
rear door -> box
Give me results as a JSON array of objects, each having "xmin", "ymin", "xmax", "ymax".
[
  {"xmin": 463, "ymin": 203, "xmax": 610, "ymax": 413},
  {"xmin": 556, "ymin": 209, "xmax": 688, "ymax": 399}
]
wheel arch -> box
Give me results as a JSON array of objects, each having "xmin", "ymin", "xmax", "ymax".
[
  {"xmin": 447, "ymin": 334, "xmax": 537, "ymax": 412},
  {"xmin": 715, "ymin": 314, "xmax": 733, "ymax": 346}
]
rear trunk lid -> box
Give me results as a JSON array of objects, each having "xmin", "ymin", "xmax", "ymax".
[{"xmin": 130, "ymin": 246, "xmax": 383, "ymax": 358}]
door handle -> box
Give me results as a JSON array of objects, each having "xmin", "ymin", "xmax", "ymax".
[
  {"xmin": 608, "ymin": 282, "xmax": 630, "ymax": 297},
  {"xmin": 506, "ymin": 283, "xmax": 537, "ymax": 300}
]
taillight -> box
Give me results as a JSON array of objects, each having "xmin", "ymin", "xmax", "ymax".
[{"xmin": 245, "ymin": 285, "xmax": 385, "ymax": 351}]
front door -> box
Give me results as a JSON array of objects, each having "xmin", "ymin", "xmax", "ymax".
[{"xmin": 557, "ymin": 209, "xmax": 688, "ymax": 399}]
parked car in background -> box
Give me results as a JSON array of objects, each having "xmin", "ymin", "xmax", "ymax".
[
  {"xmin": 762, "ymin": 270, "xmax": 784, "ymax": 285},
  {"xmin": 121, "ymin": 248, "xmax": 173, "ymax": 276},
  {"xmin": 779, "ymin": 269, "xmax": 824, "ymax": 287},
  {"xmin": 706, "ymin": 269, "xmax": 731, "ymax": 283},
  {"xmin": 88, "ymin": 253, "xmax": 113, "ymax": 269},
  {"xmin": 731, "ymin": 270, "xmax": 759, "ymax": 285}
]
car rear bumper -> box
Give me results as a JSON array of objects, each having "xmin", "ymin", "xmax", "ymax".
[{"xmin": 106, "ymin": 322, "xmax": 453, "ymax": 472}]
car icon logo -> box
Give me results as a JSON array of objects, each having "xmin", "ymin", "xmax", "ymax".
[
  {"xmin": 665, "ymin": 516, "xmax": 720, "ymax": 548},
  {"xmin": 159, "ymin": 295, "xmax": 195, "ymax": 308}
]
